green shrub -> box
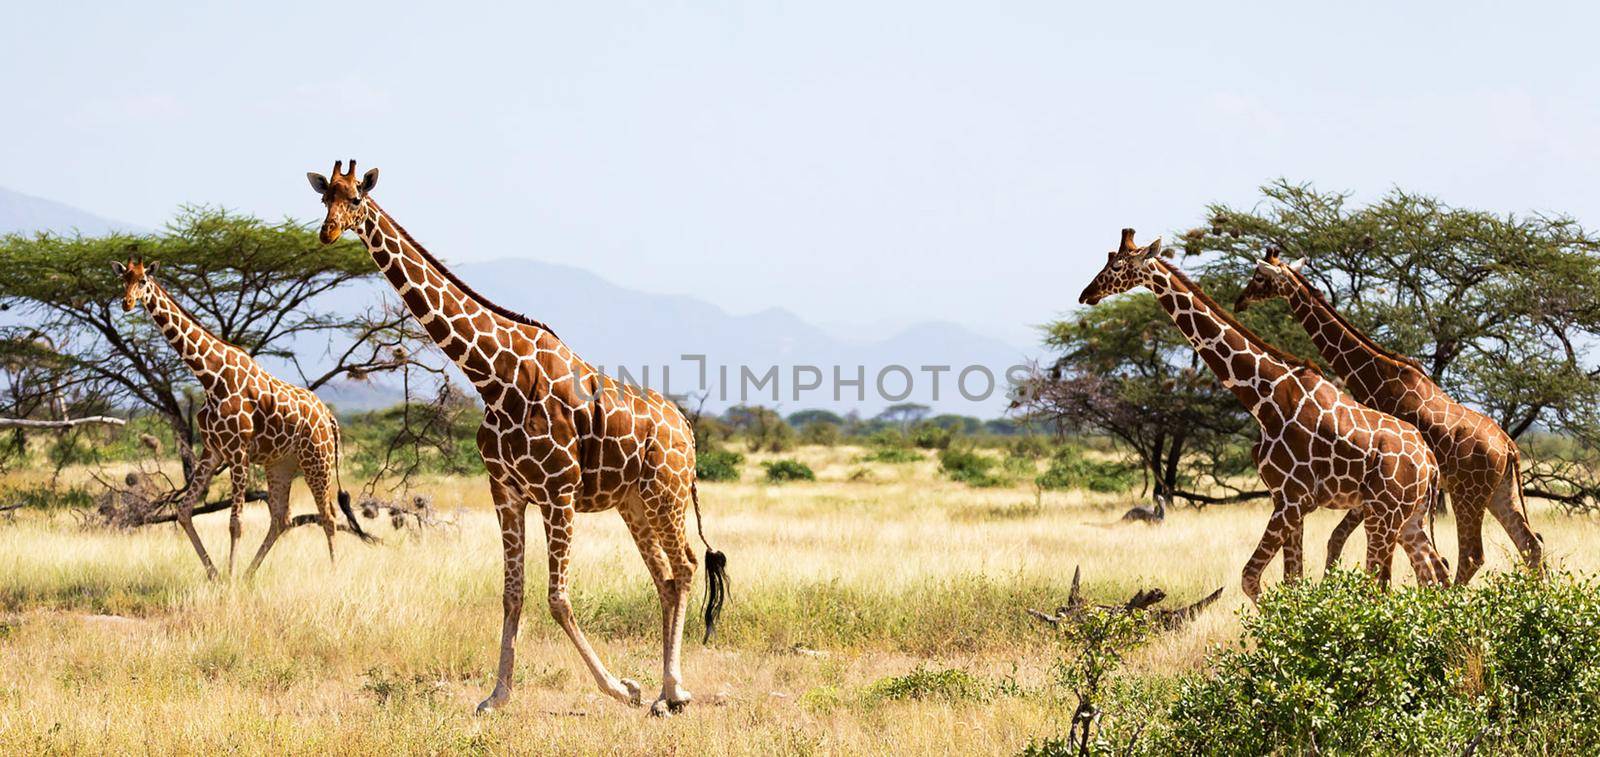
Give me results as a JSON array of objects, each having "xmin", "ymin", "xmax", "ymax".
[
  {"xmin": 938, "ymin": 447, "xmax": 1008, "ymax": 487},
  {"xmin": 799, "ymin": 421, "xmax": 841, "ymax": 446},
  {"xmin": 1036, "ymin": 446, "xmax": 1139, "ymax": 493},
  {"xmin": 1007, "ymin": 434, "xmax": 1051, "ymax": 460},
  {"xmin": 7, "ymin": 484, "xmax": 93, "ymax": 511},
  {"xmin": 867, "ymin": 665, "xmax": 987, "ymax": 703},
  {"xmin": 695, "ymin": 447, "xmax": 745, "ymax": 482},
  {"xmin": 862, "ymin": 447, "xmax": 922, "ymax": 464},
  {"xmin": 1160, "ymin": 569, "xmax": 1600, "ymax": 754},
  {"xmin": 909, "ymin": 422, "xmax": 955, "ymax": 450},
  {"xmin": 761, "ymin": 458, "xmax": 815, "ymax": 483}
]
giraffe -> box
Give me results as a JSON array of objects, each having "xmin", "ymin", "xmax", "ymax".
[
  {"xmin": 1079, "ymin": 229, "xmax": 1451, "ymax": 600},
  {"xmin": 305, "ymin": 160, "xmax": 728, "ymax": 717},
  {"xmin": 1234, "ymin": 251, "xmax": 1543, "ymax": 583},
  {"xmin": 115, "ymin": 259, "xmax": 367, "ymax": 580}
]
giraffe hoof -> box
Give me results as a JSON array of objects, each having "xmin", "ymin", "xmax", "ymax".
[
  {"xmin": 648, "ymin": 694, "xmax": 690, "ymax": 717},
  {"xmin": 620, "ymin": 678, "xmax": 643, "ymax": 707},
  {"xmin": 475, "ymin": 686, "xmax": 510, "ymax": 715}
]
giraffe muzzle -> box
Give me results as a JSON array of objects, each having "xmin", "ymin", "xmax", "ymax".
[{"xmin": 319, "ymin": 223, "xmax": 341, "ymax": 245}]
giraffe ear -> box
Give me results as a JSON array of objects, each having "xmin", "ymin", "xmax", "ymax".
[
  {"xmin": 111, "ymin": 261, "xmax": 127, "ymax": 276},
  {"xmin": 1145, "ymin": 238, "xmax": 1164, "ymax": 259},
  {"xmin": 307, "ymin": 172, "xmax": 329, "ymax": 194},
  {"xmin": 359, "ymin": 168, "xmax": 380, "ymax": 194},
  {"xmin": 1288, "ymin": 257, "xmax": 1307, "ymax": 272},
  {"xmin": 145, "ymin": 261, "xmax": 159, "ymax": 274}
]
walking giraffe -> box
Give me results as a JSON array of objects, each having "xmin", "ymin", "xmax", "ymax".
[
  {"xmin": 1234, "ymin": 251, "xmax": 1542, "ymax": 583},
  {"xmin": 115, "ymin": 259, "xmax": 367, "ymax": 579},
  {"xmin": 305, "ymin": 160, "xmax": 727, "ymax": 716},
  {"xmin": 1079, "ymin": 229, "xmax": 1450, "ymax": 600}
]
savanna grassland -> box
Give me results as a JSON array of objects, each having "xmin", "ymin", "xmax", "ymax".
[{"xmin": 1, "ymin": 445, "xmax": 1597, "ymax": 754}]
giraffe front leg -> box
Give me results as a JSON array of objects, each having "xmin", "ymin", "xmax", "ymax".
[
  {"xmin": 1242, "ymin": 508, "xmax": 1289, "ymax": 603},
  {"xmin": 543, "ymin": 494, "xmax": 641, "ymax": 707},
  {"xmin": 178, "ymin": 456, "xmax": 221, "ymax": 581},
  {"xmin": 226, "ymin": 459, "xmax": 250, "ymax": 578},
  {"xmin": 477, "ymin": 480, "xmax": 525, "ymax": 715},
  {"xmin": 1280, "ymin": 505, "xmax": 1306, "ymax": 584},
  {"xmin": 1325, "ymin": 507, "xmax": 1363, "ymax": 571}
]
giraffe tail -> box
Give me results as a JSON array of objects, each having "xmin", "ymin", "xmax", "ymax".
[
  {"xmin": 332, "ymin": 419, "xmax": 373, "ymax": 543},
  {"xmin": 692, "ymin": 479, "xmax": 729, "ymax": 644}
]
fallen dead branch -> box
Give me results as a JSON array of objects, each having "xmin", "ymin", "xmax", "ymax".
[
  {"xmin": 0, "ymin": 416, "xmax": 126, "ymax": 430},
  {"xmin": 1027, "ymin": 566, "xmax": 1224, "ymax": 632}
]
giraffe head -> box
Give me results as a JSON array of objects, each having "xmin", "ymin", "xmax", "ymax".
[
  {"xmin": 1233, "ymin": 249, "xmax": 1307, "ymax": 312},
  {"xmin": 111, "ymin": 258, "xmax": 159, "ymax": 312},
  {"xmin": 307, "ymin": 159, "xmax": 379, "ymax": 244},
  {"xmin": 1078, "ymin": 228, "xmax": 1164, "ymax": 305}
]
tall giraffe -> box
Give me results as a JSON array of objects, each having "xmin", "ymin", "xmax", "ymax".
[
  {"xmin": 1079, "ymin": 229, "xmax": 1450, "ymax": 600},
  {"xmin": 1234, "ymin": 252, "xmax": 1542, "ymax": 583},
  {"xmin": 115, "ymin": 259, "xmax": 366, "ymax": 579},
  {"xmin": 306, "ymin": 160, "xmax": 727, "ymax": 716}
]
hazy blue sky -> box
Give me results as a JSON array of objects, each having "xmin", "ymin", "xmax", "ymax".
[{"xmin": 6, "ymin": 1, "xmax": 1600, "ymax": 346}]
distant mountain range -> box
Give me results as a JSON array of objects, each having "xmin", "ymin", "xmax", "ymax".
[
  {"xmin": 2, "ymin": 188, "xmax": 1037, "ymax": 416},
  {"xmin": 0, "ymin": 187, "xmax": 140, "ymax": 236}
]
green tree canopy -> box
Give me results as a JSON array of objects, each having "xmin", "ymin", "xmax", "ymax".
[
  {"xmin": 0, "ymin": 206, "xmax": 433, "ymax": 479},
  {"xmin": 1021, "ymin": 180, "xmax": 1600, "ymax": 507},
  {"xmin": 1189, "ymin": 180, "xmax": 1600, "ymax": 439}
]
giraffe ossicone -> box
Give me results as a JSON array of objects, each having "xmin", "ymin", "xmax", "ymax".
[
  {"xmin": 307, "ymin": 160, "xmax": 728, "ymax": 716},
  {"xmin": 1080, "ymin": 228, "xmax": 1450, "ymax": 600}
]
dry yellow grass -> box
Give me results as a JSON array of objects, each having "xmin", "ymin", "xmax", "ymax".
[{"xmin": 1, "ymin": 444, "xmax": 1595, "ymax": 754}]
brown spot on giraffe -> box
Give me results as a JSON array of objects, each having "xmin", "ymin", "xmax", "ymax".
[
  {"xmin": 1079, "ymin": 229, "xmax": 1450, "ymax": 601},
  {"xmin": 1235, "ymin": 252, "xmax": 1543, "ymax": 583},
  {"xmin": 114, "ymin": 259, "xmax": 366, "ymax": 580},
  {"xmin": 307, "ymin": 160, "xmax": 727, "ymax": 717}
]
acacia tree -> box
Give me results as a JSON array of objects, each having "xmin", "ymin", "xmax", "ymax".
[
  {"xmin": 1022, "ymin": 181, "xmax": 1600, "ymax": 509},
  {"xmin": 1189, "ymin": 180, "xmax": 1600, "ymax": 439},
  {"xmin": 1190, "ymin": 181, "xmax": 1600, "ymax": 510},
  {"xmin": 0, "ymin": 206, "xmax": 438, "ymax": 486},
  {"xmin": 1016, "ymin": 288, "xmax": 1264, "ymax": 505}
]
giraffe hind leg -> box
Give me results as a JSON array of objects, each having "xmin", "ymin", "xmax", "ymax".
[
  {"xmin": 1399, "ymin": 504, "xmax": 1450, "ymax": 587},
  {"xmin": 644, "ymin": 490, "xmax": 698, "ymax": 716},
  {"xmin": 542, "ymin": 493, "xmax": 641, "ymax": 708},
  {"xmin": 244, "ymin": 460, "xmax": 296, "ymax": 579},
  {"xmin": 1452, "ymin": 487, "xmax": 1488, "ymax": 585},
  {"xmin": 618, "ymin": 500, "xmax": 689, "ymax": 716},
  {"xmin": 226, "ymin": 457, "xmax": 251, "ymax": 578},
  {"xmin": 302, "ymin": 462, "xmax": 337, "ymax": 564},
  {"xmin": 1484, "ymin": 468, "xmax": 1543, "ymax": 575}
]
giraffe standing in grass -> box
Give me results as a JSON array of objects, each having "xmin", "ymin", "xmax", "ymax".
[
  {"xmin": 1235, "ymin": 251, "xmax": 1542, "ymax": 583},
  {"xmin": 116, "ymin": 259, "xmax": 367, "ymax": 579},
  {"xmin": 1079, "ymin": 229, "xmax": 1450, "ymax": 600},
  {"xmin": 306, "ymin": 160, "xmax": 727, "ymax": 717}
]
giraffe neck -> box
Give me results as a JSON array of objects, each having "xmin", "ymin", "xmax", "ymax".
[
  {"xmin": 1281, "ymin": 273, "xmax": 1438, "ymax": 410},
  {"xmin": 142, "ymin": 282, "xmax": 242, "ymax": 395},
  {"xmin": 1146, "ymin": 261, "xmax": 1304, "ymax": 427},
  {"xmin": 352, "ymin": 200, "xmax": 576, "ymax": 395}
]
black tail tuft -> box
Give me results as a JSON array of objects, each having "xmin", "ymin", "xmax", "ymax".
[
  {"xmin": 337, "ymin": 490, "xmax": 374, "ymax": 543},
  {"xmin": 702, "ymin": 548, "xmax": 728, "ymax": 643}
]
